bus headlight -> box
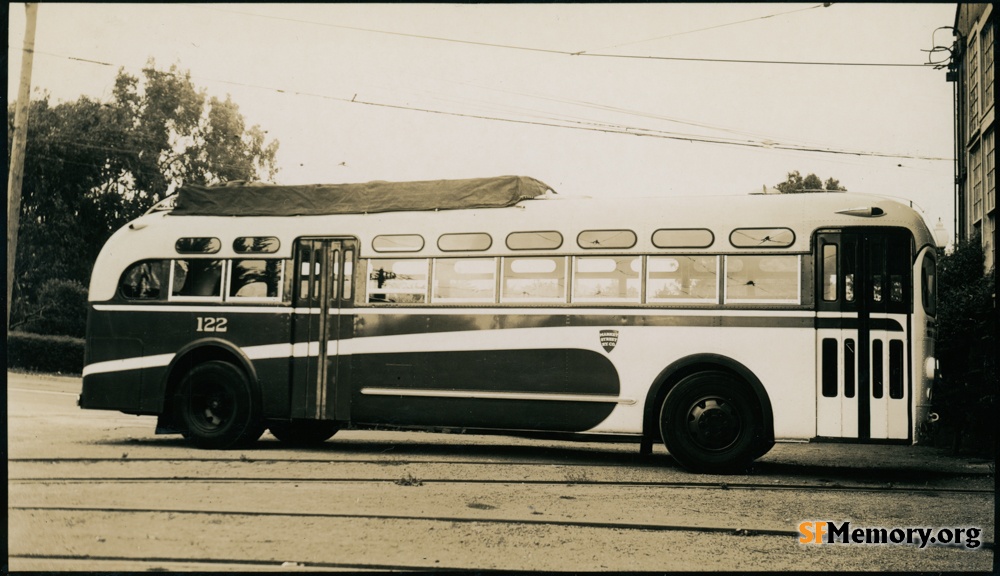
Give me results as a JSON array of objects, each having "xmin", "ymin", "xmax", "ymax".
[{"xmin": 925, "ymin": 357, "xmax": 936, "ymax": 380}]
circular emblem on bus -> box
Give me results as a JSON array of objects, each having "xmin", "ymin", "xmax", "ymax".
[{"xmin": 600, "ymin": 329, "xmax": 619, "ymax": 353}]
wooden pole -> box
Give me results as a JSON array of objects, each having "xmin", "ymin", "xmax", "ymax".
[{"xmin": 7, "ymin": 3, "xmax": 38, "ymax": 331}]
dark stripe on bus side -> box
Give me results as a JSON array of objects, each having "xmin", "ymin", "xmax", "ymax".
[
  {"xmin": 350, "ymin": 349, "xmax": 619, "ymax": 432},
  {"xmin": 814, "ymin": 317, "xmax": 905, "ymax": 332},
  {"xmin": 355, "ymin": 312, "xmax": 814, "ymax": 339}
]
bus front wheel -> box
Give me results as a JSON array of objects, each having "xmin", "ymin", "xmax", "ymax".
[
  {"xmin": 660, "ymin": 371, "xmax": 761, "ymax": 474},
  {"xmin": 174, "ymin": 360, "xmax": 264, "ymax": 449},
  {"xmin": 268, "ymin": 420, "xmax": 339, "ymax": 445}
]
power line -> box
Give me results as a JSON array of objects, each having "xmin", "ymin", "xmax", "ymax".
[
  {"xmin": 575, "ymin": 4, "xmax": 829, "ymax": 53},
  {"xmin": 193, "ymin": 5, "xmax": 938, "ymax": 69},
  {"xmin": 575, "ymin": 53, "xmax": 930, "ymax": 67},
  {"xmin": 25, "ymin": 49, "xmax": 952, "ymax": 162}
]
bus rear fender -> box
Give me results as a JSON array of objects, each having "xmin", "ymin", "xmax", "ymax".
[
  {"xmin": 156, "ymin": 338, "xmax": 261, "ymax": 433},
  {"xmin": 643, "ymin": 353, "xmax": 775, "ymax": 449}
]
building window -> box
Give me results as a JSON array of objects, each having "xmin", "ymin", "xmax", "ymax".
[
  {"xmin": 972, "ymin": 143, "xmax": 983, "ymax": 223},
  {"xmin": 984, "ymin": 20, "xmax": 994, "ymax": 116},
  {"xmin": 969, "ymin": 32, "xmax": 979, "ymax": 130},
  {"xmin": 986, "ymin": 129, "xmax": 995, "ymax": 213}
]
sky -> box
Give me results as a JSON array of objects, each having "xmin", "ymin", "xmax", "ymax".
[{"xmin": 7, "ymin": 3, "xmax": 958, "ymax": 241}]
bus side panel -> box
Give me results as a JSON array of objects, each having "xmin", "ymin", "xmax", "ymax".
[
  {"xmin": 81, "ymin": 370, "xmax": 144, "ymax": 413},
  {"xmin": 349, "ymin": 348, "xmax": 619, "ymax": 431},
  {"xmin": 82, "ymin": 306, "xmax": 294, "ymax": 417}
]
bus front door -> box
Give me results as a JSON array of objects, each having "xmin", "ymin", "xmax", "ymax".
[
  {"xmin": 815, "ymin": 228, "xmax": 911, "ymax": 441},
  {"xmin": 291, "ymin": 238, "xmax": 356, "ymax": 421}
]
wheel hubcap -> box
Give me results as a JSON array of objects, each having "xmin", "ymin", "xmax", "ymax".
[
  {"xmin": 191, "ymin": 387, "xmax": 230, "ymax": 431},
  {"xmin": 686, "ymin": 397, "xmax": 741, "ymax": 451}
]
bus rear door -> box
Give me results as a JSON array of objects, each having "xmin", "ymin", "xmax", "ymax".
[
  {"xmin": 816, "ymin": 228, "xmax": 911, "ymax": 441},
  {"xmin": 291, "ymin": 238, "xmax": 356, "ymax": 421}
]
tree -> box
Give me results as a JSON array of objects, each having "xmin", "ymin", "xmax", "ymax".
[
  {"xmin": 932, "ymin": 235, "xmax": 996, "ymax": 454},
  {"xmin": 6, "ymin": 61, "xmax": 280, "ymax": 332},
  {"xmin": 775, "ymin": 171, "xmax": 846, "ymax": 193}
]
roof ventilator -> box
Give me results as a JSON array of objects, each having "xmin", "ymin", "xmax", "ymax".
[{"xmin": 836, "ymin": 206, "xmax": 885, "ymax": 218}]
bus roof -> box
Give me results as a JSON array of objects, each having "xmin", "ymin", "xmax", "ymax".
[{"xmin": 170, "ymin": 175, "xmax": 553, "ymax": 216}]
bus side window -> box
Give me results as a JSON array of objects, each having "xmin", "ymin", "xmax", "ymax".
[
  {"xmin": 172, "ymin": 259, "xmax": 223, "ymax": 298},
  {"xmin": 501, "ymin": 256, "xmax": 568, "ymax": 303},
  {"xmin": 229, "ymin": 259, "xmax": 283, "ymax": 300},
  {"xmin": 725, "ymin": 255, "xmax": 800, "ymax": 304},
  {"xmin": 573, "ymin": 256, "xmax": 641, "ymax": 302},
  {"xmin": 646, "ymin": 255, "xmax": 718, "ymax": 303},
  {"xmin": 119, "ymin": 260, "xmax": 167, "ymax": 300},
  {"xmin": 367, "ymin": 259, "xmax": 428, "ymax": 304},
  {"xmin": 433, "ymin": 258, "xmax": 497, "ymax": 303}
]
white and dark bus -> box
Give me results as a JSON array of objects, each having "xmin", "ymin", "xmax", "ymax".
[{"xmin": 79, "ymin": 176, "xmax": 938, "ymax": 473}]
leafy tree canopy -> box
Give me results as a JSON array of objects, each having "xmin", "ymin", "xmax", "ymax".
[
  {"xmin": 775, "ymin": 170, "xmax": 846, "ymax": 193},
  {"xmin": 6, "ymin": 60, "xmax": 280, "ymax": 331}
]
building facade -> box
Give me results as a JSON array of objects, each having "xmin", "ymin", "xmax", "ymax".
[{"xmin": 951, "ymin": 4, "xmax": 996, "ymax": 270}]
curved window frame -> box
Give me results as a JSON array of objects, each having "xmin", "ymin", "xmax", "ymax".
[
  {"xmin": 234, "ymin": 236, "xmax": 281, "ymax": 254},
  {"xmin": 651, "ymin": 228, "xmax": 715, "ymax": 249},
  {"xmin": 506, "ymin": 231, "xmax": 563, "ymax": 251},
  {"xmin": 437, "ymin": 232, "xmax": 492, "ymax": 252},
  {"xmin": 118, "ymin": 259, "xmax": 169, "ymax": 301},
  {"xmin": 577, "ymin": 229, "xmax": 638, "ymax": 250},
  {"xmin": 175, "ymin": 237, "xmax": 222, "ymax": 254},
  {"xmin": 372, "ymin": 234, "xmax": 425, "ymax": 253},
  {"xmin": 729, "ymin": 227, "xmax": 795, "ymax": 248}
]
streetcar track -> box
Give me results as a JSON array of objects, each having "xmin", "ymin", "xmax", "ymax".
[
  {"xmin": 6, "ymin": 553, "xmax": 470, "ymax": 572},
  {"xmin": 10, "ymin": 504, "xmax": 804, "ymax": 538},
  {"xmin": 11, "ymin": 504, "xmax": 997, "ymax": 552},
  {"xmin": 10, "ymin": 456, "xmax": 995, "ymax": 479},
  {"xmin": 6, "ymin": 475, "xmax": 994, "ymax": 495}
]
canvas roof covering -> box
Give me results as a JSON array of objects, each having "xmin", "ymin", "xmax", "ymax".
[{"xmin": 170, "ymin": 175, "xmax": 553, "ymax": 216}]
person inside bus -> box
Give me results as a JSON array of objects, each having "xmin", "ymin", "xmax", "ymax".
[{"xmin": 176, "ymin": 260, "xmax": 222, "ymax": 297}]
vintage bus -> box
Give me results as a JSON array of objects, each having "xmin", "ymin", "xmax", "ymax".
[{"xmin": 79, "ymin": 175, "xmax": 938, "ymax": 473}]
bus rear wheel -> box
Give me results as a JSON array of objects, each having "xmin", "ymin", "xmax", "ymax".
[
  {"xmin": 268, "ymin": 420, "xmax": 339, "ymax": 445},
  {"xmin": 660, "ymin": 371, "xmax": 761, "ymax": 474},
  {"xmin": 174, "ymin": 360, "xmax": 264, "ymax": 449}
]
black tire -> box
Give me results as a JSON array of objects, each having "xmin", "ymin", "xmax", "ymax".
[
  {"xmin": 174, "ymin": 360, "xmax": 264, "ymax": 449},
  {"xmin": 660, "ymin": 371, "xmax": 763, "ymax": 474},
  {"xmin": 268, "ymin": 420, "xmax": 339, "ymax": 446}
]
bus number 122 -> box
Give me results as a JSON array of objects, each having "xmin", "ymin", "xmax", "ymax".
[{"xmin": 196, "ymin": 317, "xmax": 228, "ymax": 333}]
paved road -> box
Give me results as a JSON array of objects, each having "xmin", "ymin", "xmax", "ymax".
[{"xmin": 7, "ymin": 371, "xmax": 995, "ymax": 571}]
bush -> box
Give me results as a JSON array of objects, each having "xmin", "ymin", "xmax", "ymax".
[
  {"xmin": 931, "ymin": 236, "xmax": 996, "ymax": 455},
  {"xmin": 6, "ymin": 331, "xmax": 85, "ymax": 374},
  {"xmin": 16, "ymin": 278, "xmax": 89, "ymax": 338}
]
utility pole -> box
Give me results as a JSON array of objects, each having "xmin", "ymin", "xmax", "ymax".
[{"xmin": 7, "ymin": 3, "xmax": 38, "ymax": 331}]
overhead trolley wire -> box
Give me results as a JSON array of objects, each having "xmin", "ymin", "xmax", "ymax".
[
  {"xmin": 22, "ymin": 48, "xmax": 952, "ymax": 162},
  {"xmin": 574, "ymin": 4, "xmax": 830, "ymax": 54},
  {"xmin": 194, "ymin": 5, "xmax": 937, "ymax": 68}
]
